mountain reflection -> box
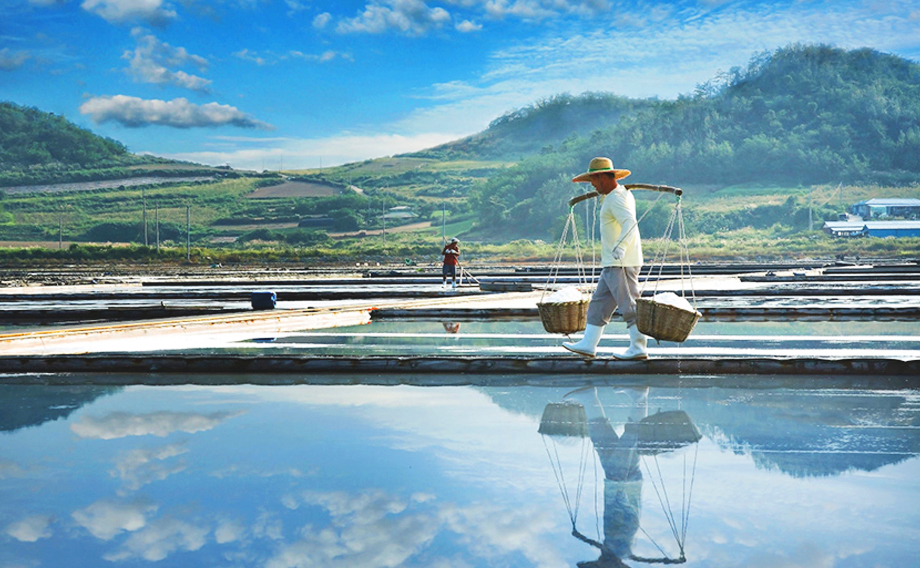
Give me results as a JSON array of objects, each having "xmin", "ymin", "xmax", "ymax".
[
  {"xmin": 481, "ymin": 385, "xmax": 920, "ymax": 479},
  {"xmin": 0, "ymin": 384, "xmax": 121, "ymax": 433},
  {"xmin": 683, "ymin": 389, "xmax": 920, "ymax": 477}
]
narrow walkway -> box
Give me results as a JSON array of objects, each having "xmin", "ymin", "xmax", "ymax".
[{"xmin": 1, "ymin": 287, "xmax": 917, "ymax": 378}]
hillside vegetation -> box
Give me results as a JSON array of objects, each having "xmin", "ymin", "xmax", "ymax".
[
  {"xmin": 0, "ymin": 102, "xmax": 131, "ymax": 167},
  {"xmin": 2, "ymin": 43, "xmax": 919, "ymax": 264},
  {"xmin": 465, "ymin": 44, "xmax": 920, "ymax": 240},
  {"xmin": 0, "ymin": 101, "xmax": 237, "ymax": 188}
]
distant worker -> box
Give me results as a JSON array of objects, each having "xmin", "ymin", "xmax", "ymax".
[
  {"xmin": 441, "ymin": 237, "xmax": 460, "ymax": 288},
  {"xmin": 563, "ymin": 157, "xmax": 649, "ymax": 360}
]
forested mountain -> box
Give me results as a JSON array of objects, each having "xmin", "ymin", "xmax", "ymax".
[
  {"xmin": 0, "ymin": 102, "xmax": 132, "ymax": 167},
  {"xmin": 463, "ymin": 44, "xmax": 920, "ymax": 239}
]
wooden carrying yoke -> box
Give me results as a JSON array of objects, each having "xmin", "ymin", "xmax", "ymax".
[{"xmin": 568, "ymin": 184, "xmax": 682, "ymax": 207}]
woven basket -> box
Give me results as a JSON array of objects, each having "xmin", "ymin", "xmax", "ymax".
[
  {"xmin": 538, "ymin": 402, "xmax": 588, "ymax": 437},
  {"xmin": 537, "ymin": 299, "xmax": 589, "ymax": 334},
  {"xmin": 636, "ymin": 297, "xmax": 701, "ymax": 343},
  {"xmin": 629, "ymin": 410, "xmax": 701, "ymax": 455}
]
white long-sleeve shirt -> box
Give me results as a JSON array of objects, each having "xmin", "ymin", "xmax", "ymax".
[{"xmin": 599, "ymin": 186, "xmax": 643, "ymax": 267}]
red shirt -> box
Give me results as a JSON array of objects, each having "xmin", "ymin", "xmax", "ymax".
[{"xmin": 442, "ymin": 243, "xmax": 459, "ymax": 266}]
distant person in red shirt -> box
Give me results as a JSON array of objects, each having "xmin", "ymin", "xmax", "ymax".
[{"xmin": 441, "ymin": 237, "xmax": 460, "ymax": 288}]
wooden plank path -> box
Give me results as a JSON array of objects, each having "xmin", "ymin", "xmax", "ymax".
[{"xmin": 0, "ymin": 355, "xmax": 917, "ymax": 385}]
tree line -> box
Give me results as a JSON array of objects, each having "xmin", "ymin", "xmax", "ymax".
[
  {"xmin": 0, "ymin": 102, "xmax": 130, "ymax": 167},
  {"xmin": 467, "ymin": 44, "xmax": 920, "ymax": 240}
]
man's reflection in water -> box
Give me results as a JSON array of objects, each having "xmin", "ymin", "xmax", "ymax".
[
  {"xmin": 442, "ymin": 322, "xmax": 461, "ymax": 334},
  {"xmin": 566, "ymin": 386, "xmax": 648, "ymax": 568}
]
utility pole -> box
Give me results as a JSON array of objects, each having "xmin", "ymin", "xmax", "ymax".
[
  {"xmin": 155, "ymin": 202, "xmax": 160, "ymax": 252},
  {"xmin": 442, "ymin": 203, "xmax": 446, "ymax": 243},
  {"xmin": 809, "ymin": 197, "xmax": 813, "ymax": 231},
  {"xmin": 186, "ymin": 205, "xmax": 191, "ymax": 261},
  {"xmin": 143, "ymin": 187, "xmax": 148, "ymax": 246}
]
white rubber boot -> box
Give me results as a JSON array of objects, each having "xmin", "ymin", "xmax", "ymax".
[
  {"xmin": 624, "ymin": 386, "xmax": 649, "ymax": 422},
  {"xmin": 613, "ymin": 325, "xmax": 649, "ymax": 360},
  {"xmin": 562, "ymin": 324, "xmax": 605, "ymax": 358},
  {"xmin": 563, "ymin": 386, "xmax": 607, "ymax": 421}
]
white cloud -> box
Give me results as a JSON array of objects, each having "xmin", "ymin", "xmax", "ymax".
[
  {"xmin": 72, "ymin": 499, "xmax": 157, "ymax": 540},
  {"xmin": 5, "ymin": 514, "xmax": 53, "ymax": 542},
  {"xmin": 123, "ymin": 28, "xmax": 211, "ymax": 91},
  {"xmin": 267, "ymin": 488, "xmax": 569, "ymax": 568},
  {"xmin": 215, "ymin": 518, "xmax": 246, "ymax": 543},
  {"xmin": 103, "ymin": 516, "xmax": 209, "ymax": 562},
  {"xmin": 0, "ymin": 47, "xmax": 30, "ymax": 70},
  {"xmin": 442, "ymin": 0, "xmax": 612, "ymax": 22},
  {"xmin": 290, "ymin": 49, "xmax": 348, "ymax": 63},
  {"xmin": 81, "ymin": 0, "xmax": 178, "ymax": 26},
  {"xmin": 78, "ymin": 95, "xmax": 274, "ymax": 129},
  {"xmin": 481, "ymin": 0, "xmax": 563, "ymax": 21},
  {"xmin": 234, "ymin": 48, "xmax": 351, "ymax": 66},
  {"xmin": 337, "ymin": 0, "xmax": 452, "ymax": 36},
  {"xmin": 70, "ymin": 409, "xmax": 245, "ymax": 439},
  {"xmin": 313, "ymin": 11, "xmax": 331, "ymax": 28},
  {"xmin": 252, "ymin": 511, "xmax": 284, "ymax": 541},
  {"xmin": 112, "ymin": 442, "xmax": 189, "ymax": 493},
  {"xmin": 440, "ymin": 502, "xmax": 565, "ymax": 568},
  {"xmin": 266, "ymin": 489, "xmax": 440, "ymax": 568},
  {"xmin": 455, "ymin": 19, "xmax": 482, "ymax": 32},
  {"xmin": 0, "ymin": 459, "xmax": 26, "ymax": 478},
  {"xmin": 285, "ymin": 0, "xmax": 306, "ymax": 14},
  {"xmin": 233, "ymin": 48, "xmax": 269, "ymax": 65}
]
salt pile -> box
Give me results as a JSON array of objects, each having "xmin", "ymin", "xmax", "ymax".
[
  {"xmin": 543, "ymin": 286, "xmax": 585, "ymax": 304},
  {"xmin": 651, "ymin": 292, "xmax": 695, "ymax": 312}
]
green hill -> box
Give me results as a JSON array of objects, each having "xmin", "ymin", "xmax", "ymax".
[
  {"xmin": 464, "ymin": 44, "xmax": 920, "ymax": 239},
  {"xmin": 0, "ymin": 101, "xmax": 227, "ymax": 188},
  {"xmin": 0, "ymin": 102, "xmax": 131, "ymax": 168}
]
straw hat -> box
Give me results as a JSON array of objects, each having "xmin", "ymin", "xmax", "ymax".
[{"xmin": 572, "ymin": 157, "xmax": 631, "ymax": 182}]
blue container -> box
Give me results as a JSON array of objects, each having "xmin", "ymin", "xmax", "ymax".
[{"xmin": 250, "ymin": 291, "xmax": 277, "ymax": 310}]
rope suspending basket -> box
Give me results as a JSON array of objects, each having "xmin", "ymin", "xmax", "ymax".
[
  {"xmin": 632, "ymin": 185, "xmax": 701, "ymax": 343},
  {"xmin": 566, "ymin": 183, "xmax": 701, "ymax": 344},
  {"xmin": 536, "ymin": 199, "xmax": 592, "ymax": 335}
]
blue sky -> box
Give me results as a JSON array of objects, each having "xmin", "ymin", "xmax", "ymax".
[{"xmin": 2, "ymin": 0, "xmax": 919, "ymax": 171}]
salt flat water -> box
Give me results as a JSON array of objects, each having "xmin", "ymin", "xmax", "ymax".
[{"xmin": 1, "ymin": 382, "xmax": 918, "ymax": 567}]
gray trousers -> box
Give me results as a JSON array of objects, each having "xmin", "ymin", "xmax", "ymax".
[{"xmin": 586, "ymin": 266, "xmax": 641, "ymax": 328}]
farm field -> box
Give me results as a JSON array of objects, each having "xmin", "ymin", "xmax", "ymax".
[{"xmin": 246, "ymin": 180, "xmax": 341, "ymax": 198}]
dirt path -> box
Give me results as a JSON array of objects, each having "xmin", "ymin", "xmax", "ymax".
[
  {"xmin": 330, "ymin": 221, "xmax": 433, "ymax": 238},
  {"xmin": 3, "ymin": 176, "xmax": 215, "ymax": 195}
]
